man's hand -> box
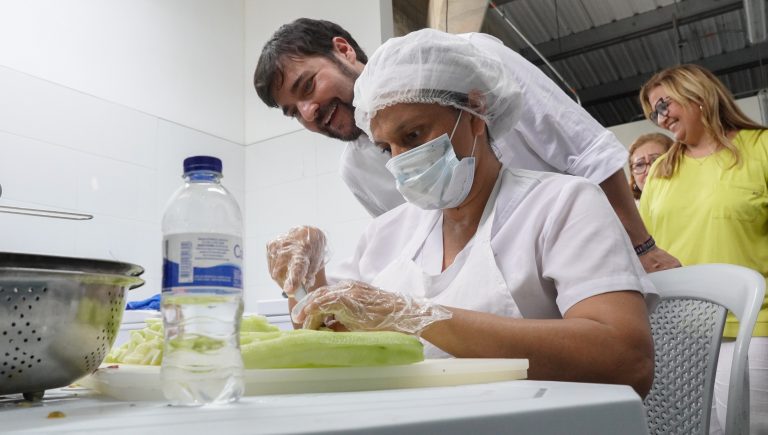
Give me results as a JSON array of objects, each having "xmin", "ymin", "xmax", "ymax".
[{"xmin": 639, "ymin": 246, "xmax": 681, "ymax": 272}]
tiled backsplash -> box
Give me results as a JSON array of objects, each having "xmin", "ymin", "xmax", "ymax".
[
  {"xmin": 244, "ymin": 128, "xmax": 373, "ymax": 303},
  {"xmin": 0, "ymin": 65, "xmax": 373, "ymax": 313},
  {"xmin": 0, "ymin": 66, "xmax": 244, "ymax": 304},
  {"xmin": 0, "ymin": 0, "xmax": 394, "ymax": 315}
]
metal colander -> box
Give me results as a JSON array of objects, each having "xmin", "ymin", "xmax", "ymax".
[{"xmin": 0, "ymin": 253, "xmax": 144, "ymax": 400}]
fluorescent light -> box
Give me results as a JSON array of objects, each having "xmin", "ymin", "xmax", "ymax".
[
  {"xmin": 745, "ymin": 0, "xmax": 767, "ymax": 44},
  {"xmin": 759, "ymin": 89, "xmax": 768, "ymax": 124}
]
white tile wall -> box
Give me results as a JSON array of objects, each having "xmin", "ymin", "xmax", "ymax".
[
  {"xmin": 76, "ymin": 154, "xmax": 157, "ymax": 222},
  {"xmin": 0, "ymin": 67, "xmax": 157, "ymax": 168},
  {"xmin": 0, "ymin": 0, "xmax": 245, "ymax": 144},
  {"xmin": 0, "ymin": 65, "xmax": 247, "ymax": 303},
  {"xmin": 246, "ymin": 129, "xmax": 317, "ymax": 188},
  {"xmin": 73, "ymin": 216, "xmax": 160, "ymax": 301},
  {"xmin": 0, "ymin": 131, "xmax": 80, "ymax": 210},
  {"xmin": 316, "ymin": 171, "xmax": 370, "ymax": 225},
  {"xmin": 322, "ymin": 217, "xmax": 372, "ymax": 270},
  {"xmin": 0, "ymin": 0, "xmax": 391, "ymax": 315},
  {"xmin": 155, "ymin": 120, "xmax": 246, "ymax": 222},
  {"xmin": 244, "ymin": 129, "xmax": 373, "ymax": 306},
  {"xmin": 0, "ymin": 198, "xmax": 79, "ymax": 257}
]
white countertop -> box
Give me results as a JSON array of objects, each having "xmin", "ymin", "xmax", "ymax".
[{"xmin": 0, "ymin": 380, "xmax": 649, "ymax": 435}]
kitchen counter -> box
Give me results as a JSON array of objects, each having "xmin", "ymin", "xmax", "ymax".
[{"xmin": 1, "ymin": 380, "xmax": 649, "ymax": 435}]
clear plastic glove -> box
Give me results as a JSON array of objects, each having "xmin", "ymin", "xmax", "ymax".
[
  {"xmin": 266, "ymin": 226, "xmax": 329, "ymax": 297},
  {"xmin": 291, "ymin": 280, "xmax": 453, "ymax": 335}
]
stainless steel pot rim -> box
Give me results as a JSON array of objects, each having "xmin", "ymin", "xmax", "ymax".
[
  {"xmin": 0, "ymin": 252, "xmax": 144, "ymax": 277},
  {"xmin": 0, "ymin": 267, "xmax": 145, "ymax": 289}
]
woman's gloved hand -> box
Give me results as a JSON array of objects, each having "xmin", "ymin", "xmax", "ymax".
[
  {"xmin": 266, "ymin": 226, "xmax": 328, "ymax": 297},
  {"xmin": 292, "ymin": 280, "xmax": 453, "ymax": 335}
]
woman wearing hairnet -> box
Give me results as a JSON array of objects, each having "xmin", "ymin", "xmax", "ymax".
[{"xmin": 267, "ymin": 29, "xmax": 657, "ymax": 396}]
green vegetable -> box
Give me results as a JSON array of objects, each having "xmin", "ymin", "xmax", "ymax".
[
  {"xmin": 105, "ymin": 315, "xmax": 424, "ymax": 368},
  {"xmin": 167, "ymin": 334, "xmax": 226, "ymax": 353},
  {"xmin": 240, "ymin": 329, "xmax": 424, "ymax": 369},
  {"xmin": 106, "ymin": 319, "xmax": 163, "ymax": 365},
  {"xmin": 241, "ymin": 315, "xmax": 280, "ymax": 333}
]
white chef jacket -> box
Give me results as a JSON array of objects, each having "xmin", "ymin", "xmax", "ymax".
[
  {"xmin": 339, "ymin": 137, "xmax": 405, "ymax": 217},
  {"xmin": 339, "ymin": 32, "xmax": 628, "ymax": 217},
  {"xmin": 333, "ymin": 168, "xmax": 657, "ymax": 319}
]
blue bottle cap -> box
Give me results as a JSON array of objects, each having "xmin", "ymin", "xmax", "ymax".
[{"xmin": 183, "ymin": 156, "xmax": 222, "ymax": 175}]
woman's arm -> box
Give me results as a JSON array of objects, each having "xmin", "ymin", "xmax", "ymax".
[
  {"xmin": 599, "ymin": 170, "xmax": 680, "ymax": 272},
  {"xmin": 421, "ymin": 290, "xmax": 654, "ymax": 397},
  {"xmin": 294, "ymin": 280, "xmax": 653, "ymax": 397}
]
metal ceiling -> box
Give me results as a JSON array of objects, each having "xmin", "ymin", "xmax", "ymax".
[{"xmin": 394, "ymin": 0, "xmax": 768, "ymax": 126}]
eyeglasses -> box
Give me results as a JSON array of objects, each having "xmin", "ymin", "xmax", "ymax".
[
  {"xmin": 630, "ymin": 154, "xmax": 662, "ymax": 174},
  {"xmin": 649, "ymin": 97, "xmax": 672, "ymax": 125}
]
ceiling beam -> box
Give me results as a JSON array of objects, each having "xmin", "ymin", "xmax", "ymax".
[
  {"xmin": 579, "ymin": 44, "xmax": 768, "ymax": 106},
  {"xmin": 491, "ymin": 0, "xmax": 524, "ymax": 6},
  {"xmin": 510, "ymin": 0, "xmax": 743, "ymax": 65}
]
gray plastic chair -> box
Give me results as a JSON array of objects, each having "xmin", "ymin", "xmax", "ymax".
[{"xmin": 644, "ymin": 264, "xmax": 765, "ymax": 435}]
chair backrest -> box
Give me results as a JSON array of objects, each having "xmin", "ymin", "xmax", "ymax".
[{"xmin": 644, "ymin": 264, "xmax": 765, "ymax": 435}]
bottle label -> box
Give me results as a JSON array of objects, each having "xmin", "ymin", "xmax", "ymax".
[{"xmin": 162, "ymin": 233, "xmax": 243, "ymax": 291}]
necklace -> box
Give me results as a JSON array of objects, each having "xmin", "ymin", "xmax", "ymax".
[
  {"xmin": 685, "ymin": 145, "xmax": 720, "ymax": 166},
  {"xmin": 688, "ymin": 152, "xmax": 714, "ymax": 166}
]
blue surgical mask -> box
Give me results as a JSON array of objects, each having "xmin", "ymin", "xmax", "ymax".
[{"xmin": 385, "ymin": 111, "xmax": 477, "ymax": 210}]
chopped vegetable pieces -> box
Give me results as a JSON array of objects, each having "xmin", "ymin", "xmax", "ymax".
[{"xmin": 106, "ymin": 315, "xmax": 424, "ymax": 368}]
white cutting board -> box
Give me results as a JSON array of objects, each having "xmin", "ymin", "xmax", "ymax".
[{"xmin": 78, "ymin": 359, "xmax": 528, "ymax": 401}]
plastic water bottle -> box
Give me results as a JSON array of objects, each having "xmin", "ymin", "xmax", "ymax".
[{"xmin": 160, "ymin": 155, "xmax": 244, "ymax": 406}]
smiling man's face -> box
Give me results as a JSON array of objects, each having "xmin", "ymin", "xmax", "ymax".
[{"xmin": 272, "ymin": 54, "xmax": 362, "ymax": 141}]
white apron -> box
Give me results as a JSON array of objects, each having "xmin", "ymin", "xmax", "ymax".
[{"xmin": 372, "ymin": 172, "xmax": 522, "ymax": 358}]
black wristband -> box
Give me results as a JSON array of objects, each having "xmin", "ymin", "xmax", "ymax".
[{"xmin": 634, "ymin": 236, "xmax": 656, "ymax": 256}]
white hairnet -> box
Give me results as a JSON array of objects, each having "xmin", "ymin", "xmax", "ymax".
[{"xmin": 353, "ymin": 28, "xmax": 521, "ymax": 140}]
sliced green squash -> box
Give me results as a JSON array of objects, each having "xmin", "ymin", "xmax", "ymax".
[
  {"xmin": 241, "ymin": 329, "xmax": 424, "ymax": 369},
  {"xmin": 106, "ymin": 315, "xmax": 424, "ymax": 369}
]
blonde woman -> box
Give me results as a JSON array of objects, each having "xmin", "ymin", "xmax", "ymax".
[
  {"xmin": 639, "ymin": 64, "xmax": 768, "ymax": 433},
  {"xmin": 627, "ymin": 133, "xmax": 672, "ymax": 201}
]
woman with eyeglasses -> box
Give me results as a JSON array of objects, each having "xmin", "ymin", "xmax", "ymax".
[
  {"xmin": 627, "ymin": 133, "xmax": 672, "ymax": 201},
  {"xmin": 639, "ymin": 63, "xmax": 768, "ymax": 433}
]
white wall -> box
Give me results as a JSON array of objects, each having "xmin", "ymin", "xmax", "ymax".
[
  {"xmin": 0, "ymin": 2, "xmax": 246, "ymax": 302},
  {"xmin": 0, "ymin": 0, "xmax": 394, "ymax": 312},
  {"xmin": 0, "ymin": 0, "xmax": 245, "ymax": 143},
  {"xmin": 0, "ymin": 65, "xmax": 245, "ymax": 302},
  {"xmin": 243, "ymin": 0, "xmax": 394, "ymax": 304}
]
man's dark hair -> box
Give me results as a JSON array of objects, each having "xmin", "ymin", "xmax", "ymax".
[{"xmin": 254, "ymin": 18, "xmax": 368, "ymax": 108}]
